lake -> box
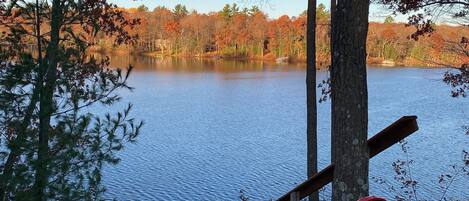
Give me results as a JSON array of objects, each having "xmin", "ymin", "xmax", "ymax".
[{"xmin": 95, "ymin": 55, "xmax": 468, "ymax": 200}]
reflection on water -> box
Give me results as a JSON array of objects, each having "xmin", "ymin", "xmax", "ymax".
[
  {"xmin": 99, "ymin": 54, "xmax": 469, "ymax": 201},
  {"xmin": 91, "ymin": 53, "xmax": 306, "ymax": 73}
]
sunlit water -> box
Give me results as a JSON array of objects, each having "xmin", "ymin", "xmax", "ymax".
[{"xmin": 93, "ymin": 55, "xmax": 468, "ymax": 200}]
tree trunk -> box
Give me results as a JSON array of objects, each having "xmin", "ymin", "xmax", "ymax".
[
  {"xmin": 306, "ymin": 0, "xmax": 318, "ymax": 201},
  {"xmin": 330, "ymin": 0, "xmax": 370, "ymax": 200},
  {"xmin": 34, "ymin": 0, "xmax": 62, "ymax": 200}
]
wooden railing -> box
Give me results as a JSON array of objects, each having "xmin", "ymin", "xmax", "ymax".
[{"xmin": 278, "ymin": 116, "xmax": 419, "ymax": 201}]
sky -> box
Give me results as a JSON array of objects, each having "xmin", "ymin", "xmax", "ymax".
[{"xmin": 109, "ymin": 0, "xmax": 398, "ymax": 22}]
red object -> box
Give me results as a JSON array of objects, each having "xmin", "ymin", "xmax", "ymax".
[{"xmin": 358, "ymin": 196, "xmax": 386, "ymax": 201}]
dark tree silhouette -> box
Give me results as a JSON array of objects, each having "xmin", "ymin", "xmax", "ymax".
[
  {"xmin": 0, "ymin": 0, "xmax": 142, "ymax": 200},
  {"xmin": 306, "ymin": 1, "xmax": 318, "ymax": 201}
]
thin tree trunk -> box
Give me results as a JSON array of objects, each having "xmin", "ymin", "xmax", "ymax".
[
  {"xmin": 35, "ymin": 0, "xmax": 43, "ymax": 63},
  {"xmin": 306, "ymin": 0, "xmax": 318, "ymax": 201},
  {"xmin": 0, "ymin": 88, "xmax": 40, "ymax": 200},
  {"xmin": 34, "ymin": 0, "xmax": 62, "ymax": 199},
  {"xmin": 330, "ymin": 0, "xmax": 370, "ymax": 200}
]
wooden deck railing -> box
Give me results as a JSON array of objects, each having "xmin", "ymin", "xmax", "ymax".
[{"xmin": 278, "ymin": 116, "xmax": 419, "ymax": 201}]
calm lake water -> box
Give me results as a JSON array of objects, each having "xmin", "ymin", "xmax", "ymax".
[{"xmin": 95, "ymin": 55, "xmax": 468, "ymax": 200}]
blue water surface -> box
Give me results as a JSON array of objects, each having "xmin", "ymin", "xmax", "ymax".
[{"xmin": 93, "ymin": 57, "xmax": 468, "ymax": 200}]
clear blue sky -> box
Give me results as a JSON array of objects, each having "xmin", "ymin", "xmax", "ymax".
[{"xmin": 110, "ymin": 0, "xmax": 395, "ymax": 21}]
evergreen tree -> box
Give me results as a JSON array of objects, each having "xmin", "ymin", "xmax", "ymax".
[
  {"xmin": 137, "ymin": 4, "xmax": 149, "ymax": 12},
  {"xmin": 249, "ymin": 6, "xmax": 261, "ymax": 16},
  {"xmin": 316, "ymin": 3, "xmax": 330, "ymax": 20},
  {"xmin": 384, "ymin": 15, "xmax": 395, "ymax": 23},
  {"xmin": 173, "ymin": 4, "xmax": 188, "ymax": 19},
  {"xmin": 0, "ymin": 0, "xmax": 143, "ymax": 200}
]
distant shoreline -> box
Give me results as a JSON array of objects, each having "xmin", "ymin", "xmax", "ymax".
[{"xmin": 89, "ymin": 50, "xmax": 450, "ymax": 69}]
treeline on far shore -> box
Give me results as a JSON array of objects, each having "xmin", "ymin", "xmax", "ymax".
[{"xmin": 90, "ymin": 3, "xmax": 469, "ymax": 67}]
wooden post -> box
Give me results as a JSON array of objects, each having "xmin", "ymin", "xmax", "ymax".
[{"xmin": 290, "ymin": 191, "xmax": 299, "ymax": 201}]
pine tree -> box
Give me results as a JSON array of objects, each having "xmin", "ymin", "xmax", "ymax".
[{"xmin": 0, "ymin": 1, "xmax": 143, "ymax": 200}]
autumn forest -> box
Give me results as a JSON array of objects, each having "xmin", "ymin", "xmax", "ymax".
[
  {"xmin": 1, "ymin": 0, "xmax": 468, "ymax": 200},
  {"xmin": 92, "ymin": 3, "xmax": 468, "ymax": 67}
]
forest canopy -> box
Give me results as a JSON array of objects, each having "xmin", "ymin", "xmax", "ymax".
[{"xmin": 90, "ymin": 3, "xmax": 467, "ymax": 67}]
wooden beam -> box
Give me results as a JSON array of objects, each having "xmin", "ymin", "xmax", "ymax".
[{"xmin": 277, "ymin": 116, "xmax": 418, "ymax": 201}]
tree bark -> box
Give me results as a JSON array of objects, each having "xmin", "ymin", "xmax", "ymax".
[
  {"xmin": 330, "ymin": 0, "xmax": 370, "ymax": 200},
  {"xmin": 306, "ymin": 1, "xmax": 318, "ymax": 201},
  {"xmin": 34, "ymin": 0, "xmax": 62, "ymax": 200}
]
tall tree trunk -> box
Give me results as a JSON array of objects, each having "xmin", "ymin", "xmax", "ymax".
[
  {"xmin": 34, "ymin": 0, "xmax": 62, "ymax": 200},
  {"xmin": 330, "ymin": 0, "xmax": 370, "ymax": 200},
  {"xmin": 306, "ymin": 1, "xmax": 318, "ymax": 201}
]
